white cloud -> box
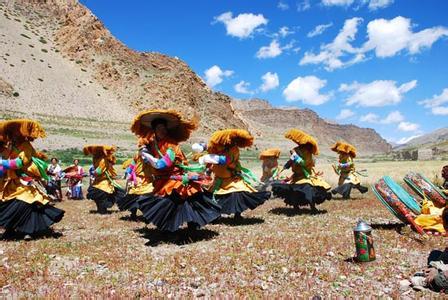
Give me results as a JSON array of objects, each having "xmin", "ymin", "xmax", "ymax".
[
  {"xmin": 368, "ymin": 0, "xmax": 394, "ymax": 10},
  {"xmin": 336, "ymin": 109, "xmax": 355, "ymax": 120},
  {"xmin": 363, "ymin": 16, "xmax": 448, "ymax": 58},
  {"xmin": 301, "ymin": 16, "xmax": 447, "ymax": 70},
  {"xmin": 214, "ymin": 12, "xmax": 268, "ymax": 39},
  {"xmin": 419, "ymin": 88, "xmax": 448, "ymax": 108},
  {"xmin": 300, "ymin": 17, "xmax": 364, "ymax": 71},
  {"xmin": 359, "ymin": 110, "xmax": 405, "ymax": 124},
  {"xmin": 381, "ymin": 110, "xmax": 404, "ymax": 124},
  {"xmin": 398, "ymin": 121, "xmax": 420, "ymax": 132},
  {"xmin": 321, "ymin": 0, "xmax": 393, "ymax": 10},
  {"xmin": 204, "ymin": 65, "xmax": 234, "ymax": 87},
  {"xmin": 297, "ymin": 0, "xmax": 311, "ymax": 11},
  {"xmin": 359, "ymin": 113, "xmax": 379, "ymax": 123},
  {"xmin": 340, "ymin": 79, "xmax": 417, "ymax": 107},
  {"xmin": 432, "ymin": 106, "xmax": 448, "ymax": 116},
  {"xmin": 234, "ymin": 81, "xmax": 254, "ymax": 94},
  {"xmin": 307, "ymin": 23, "xmax": 333, "ymax": 38},
  {"xmin": 277, "ymin": 1, "xmax": 289, "ymax": 10},
  {"xmin": 256, "ymin": 40, "xmax": 283, "ymax": 59},
  {"xmin": 260, "ymin": 72, "xmax": 280, "ymax": 92},
  {"xmin": 322, "ymin": 0, "xmax": 354, "ymax": 6},
  {"xmin": 419, "ymin": 88, "xmax": 448, "ymax": 116},
  {"xmin": 278, "ymin": 26, "xmax": 294, "ymax": 38},
  {"xmin": 283, "ymin": 76, "xmax": 331, "ymax": 105}
]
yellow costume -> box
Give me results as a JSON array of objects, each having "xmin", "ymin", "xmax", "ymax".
[
  {"xmin": 259, "ymin": 148, "xmax": 281, "ymax": 183},
  {"xmin": 414, "ymin": 199, "xmax": 445, "ymax": 233},
  {"xmin": 330, "ymin": 141, "xmax": 368, "ymax": 199},
  {"xmin": 205, "ymin": 129, "xmax": 271, "ymax": 217},
  {"xmin": 84, "ymin": 145, "xmax": 125, "ymax": 214},
  {"xmin": 0, "ymin": 119, "xmax": 64, "ymax": 237},
  {"xmin": 272, "ymin": 129, "xmax": 331, "ymax": 211}
]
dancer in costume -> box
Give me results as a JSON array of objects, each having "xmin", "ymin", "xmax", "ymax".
[
  {"xmin": 131, "ymin": 109, "xmax": 221, "ymax": 232},
  {"xmin": 0, "ymin": 119, "xmax": 64, "ymax": 240},
  {"xmin": 330, "ymin": 141, "xmax": 368, "ymax": 199},
  {"xmin": 259, "ymin": 148, "xmax": 281, "ymax": 183},
  {"xmin": 118, "ymin": 138, "xmax": 154, "ymax": 220},
  {"xmin": 199, "ymin": 129, "xmax": 271, "ymax": 219},
  {"xmin": 272, "ymin": 129, "xmax": 332, "ymax": 212},
  {"xmin": 84, "ymin": 145, "xmax": 125, "ymax": 214}
]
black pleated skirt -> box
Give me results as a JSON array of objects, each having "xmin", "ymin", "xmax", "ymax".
[
  {"xmin": 0, "ymin": 199, "xmax": 64, "ymax": 234},
  {"xmin": 272, "ymin": 183, "xmax": 331, "ymax": 207},
  {"xmin": 137, "ymin": 192, "xmax": 221, "ymax": 232},
  {"xmin": 214, "ymin": 191, "xmax": 271, "ymax": 215},
  {"xmin": 118, "ymin": 193, "xmax": 153, "ymax": 212},
  {"xmin": 332, "ymin": 183, "xmax": 368, "ymax": 199},
  {"xmin": 87, "ymin": 186, "xmax": 125, "ymax": 209}
]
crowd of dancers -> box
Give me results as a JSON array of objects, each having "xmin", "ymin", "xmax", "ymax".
[{"xmin": 3, "ymin": 108, "xmax": 427, "ymax": 241}]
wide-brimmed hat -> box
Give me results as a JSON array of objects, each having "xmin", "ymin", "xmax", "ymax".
[
  {"xmin": 259, "ymin": 148, "xmax": 281, "ymax": 160},
  {"xmin": 331, "ymin": 141, "xmax": 357, "ymax": 158},
  {"xmin": 131, "ymin": 109, "xmax": 198, "ymax": 143},
  {"xmin": 83, "ymin": 144, "xmax": 116, "ymax": 159},
  {"xmin": 284, "ymin": 129, "xmax": 319, "ymax": 155},
  {"xmin": 0, "ymin": 119, "xmax": 46, "ymax": 140},
  {"xmin": 208, "ymin": 129, "xmax": 253, "ymax": 153}
]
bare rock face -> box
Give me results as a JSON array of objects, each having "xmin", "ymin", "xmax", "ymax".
[
  {"xmin": 233, "ymin": 99, "xmax": 392, "ymax": 155},
  {"xmin": 4, "ymin": 0, "xmax": 246, "ymax": 134}
]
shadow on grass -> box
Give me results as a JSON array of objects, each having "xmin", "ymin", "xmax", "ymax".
[
  {"xmin": 269, "ymin": 206, "xmax": 328, "ymax": 217},
  {"xmin": 119, "ymin": 215, "xmax": 145, "ymax": 222},
  {"xmin": 371, "ymin": 222, "xmax": 405, "ymax": 230},
  {"xmin": 135, "ymin": 227, "xmax": 219, "ymax": 246},
  {"xmin": 1, "ymin": 229, "xmax": 63, "ymax": 241},
  {"xmin": 88, "ymin": 209, "xmax": 119, "ymax": 215},
  {"xmin": 212, "ymin": 216, "xmax": 265, "ymax": 226}
]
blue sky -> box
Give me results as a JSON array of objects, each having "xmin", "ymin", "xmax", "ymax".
[{"xmin": 80, "ymin": 0, "xmax": 448, "ymax": 144}]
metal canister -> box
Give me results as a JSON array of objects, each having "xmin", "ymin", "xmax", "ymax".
[{"xmin": 353, "ymin": 220, "xmax": 376, "ymax": 262}]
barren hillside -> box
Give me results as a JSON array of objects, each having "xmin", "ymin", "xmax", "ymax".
[{"xmin": 233, "ymin": 99, "xmax": 392, "ymax": 156}]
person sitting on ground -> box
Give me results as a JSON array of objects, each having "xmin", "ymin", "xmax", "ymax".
[{"xmin": 411, "ymin": 208, "xmax": 448, "ymax": 293}]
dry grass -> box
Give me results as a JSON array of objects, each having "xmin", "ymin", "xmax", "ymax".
[{"xmin": 0, "ymin": 161, "xmax": 446, "ymax": 297}]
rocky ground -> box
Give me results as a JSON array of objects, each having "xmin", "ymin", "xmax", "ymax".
[{"xmin": 0, "ymin": 190, "xmax": 445, "ymax": 297}]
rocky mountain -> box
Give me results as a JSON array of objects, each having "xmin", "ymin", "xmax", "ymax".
[
  {"xmin": 0, "ymin": 0, "xmax": 244, "ymax": 150},
  {"xmin": 0, "ymin": 1, "xmax": 390, "ymax": 156},
  {"xmin": 233, "ymin": 99, "xmax": 392, "ymax": 155},
  {"xmin": 394, "ymin": 127, "xmax": 448, "ymax": 150}
]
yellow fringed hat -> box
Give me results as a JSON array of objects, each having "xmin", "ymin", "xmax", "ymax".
[
  {"xmin": 284, "ymin": 129, "xmax": 319, "ymax": 155},
  {"xmin": 331, "ymin": 141, "xmax": 357, "ymax": 158},
  {"xmin": 259, "ymin": 148, "xmax": 281, "ymax": 160},
  {"xmin": 208, "ymin": 129, "xmax": 253, "ymax": 152},
  {"xmin": 121, "ymin": 158, "xmax": 134, "ymax": 169},
  {"xmin": 0, "ymin": 119, "xmax": 46, "ymax": 140},
  {"xmin": 83, "ymin": 145, "xmax": 116, "ymax": 158},
  {"xmin": 131, "ymin": 109, "xmax": 198, "ymax": 143}
]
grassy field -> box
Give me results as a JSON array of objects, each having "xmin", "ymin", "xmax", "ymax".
[{"xmin": 0, "ymin": 160, "xmax": 447, "ymax": 297}]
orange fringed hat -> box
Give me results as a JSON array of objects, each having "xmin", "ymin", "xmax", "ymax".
[
  {"xmin": 259, "ymin": 148, "xmax": 281, "ymax": 160},
  {"xmin": 83, "ymin": 145, "xmax": 116, "ymax": 158},
  {"xmin": 0, "ymin": 119, "xmax": 46, "ymax": 140},
  {"xmin": 130, "ymin": 109, "xmax": 198, "ymax": 143},
  {"xmin": 208, "ymin": 129, "xmax": 253, "ymax": 153},
  {"xmin": 284, "ymin": 129, "xmax": 319, "ymax": 155},
  {"xmin": 331, "ymin": 141, "xmax": 357, "ymax": 158}
]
